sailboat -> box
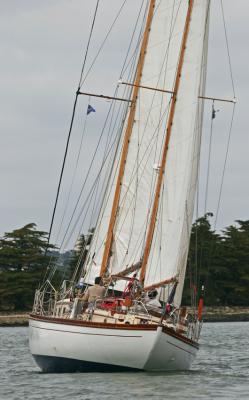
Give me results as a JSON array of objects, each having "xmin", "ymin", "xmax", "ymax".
[{"xmin": 29, "ymin": 0, "xmax": 217, "ymax": 372}]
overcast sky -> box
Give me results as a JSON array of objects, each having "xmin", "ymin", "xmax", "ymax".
[{"xmin": 0, "ymin": 0, "xmax": 248, "ymax": 245}]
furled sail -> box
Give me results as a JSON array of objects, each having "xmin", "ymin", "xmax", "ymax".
[{"xmin": 84, "ymin": 0, "xmax": 210, "ymax": 302}]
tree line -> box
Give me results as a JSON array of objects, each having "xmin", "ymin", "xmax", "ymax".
[
  {"xmin": 183, "ymin": 213, "xmax": 249, "ymax": 307},
  {"xmin": 0, "ymin": 215, "xmax": 249, "ymax": 311}
]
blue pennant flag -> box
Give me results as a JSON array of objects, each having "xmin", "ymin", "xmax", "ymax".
[{"xmin": 87, "ymin": 104, "xmax": 96, "ymax": 115}]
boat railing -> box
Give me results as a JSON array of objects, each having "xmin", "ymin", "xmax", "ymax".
[
  {"xmin": 32, "ymin": 280, "xmax": 58, "ymax": 316},
  {"xmin": 158, "ymin": 307, "xmax": 203, "ymax": 341},
  {"xmin": 189, "ymin": 319, "xmax": 203, "ymax": 342},
  {"xmin": 131, "ymin": 300, "xmax": 152, "ymax": 318},
  {"xmin": 80, "ymin": 297, "xmax": 157, "ymax": 324},
  {"xmin": 183, "ymin": 314, "xmax": 203, "ymax": 342}
]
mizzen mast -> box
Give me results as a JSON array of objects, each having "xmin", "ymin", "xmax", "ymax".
[
  {"xmin": 100, "ymin": 0, "xmax": 156, "ymax": 277},
  {"xmin": 140, "ymin": 0, "xmax": 195, "ymax": 285}
]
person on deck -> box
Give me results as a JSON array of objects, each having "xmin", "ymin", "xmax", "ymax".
[
  {"xmin": 82, "ymin": 276, "xmax": 105, "ymax": 305},
  {"xmin": 145, "ymin": 289, "xmax": 162, "ymax": 309}
]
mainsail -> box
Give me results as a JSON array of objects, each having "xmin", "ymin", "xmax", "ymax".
[{"xmin": 84, "ymin": 0, "xmax": 210, "ymax": 305}]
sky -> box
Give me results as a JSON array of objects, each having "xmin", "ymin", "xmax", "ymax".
[{"xmin": 0, "ymin": 0, "xmax": 248, "ymax": 246}]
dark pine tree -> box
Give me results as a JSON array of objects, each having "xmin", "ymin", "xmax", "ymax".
[
  {"xmin": 183, "ymin": 213, "xmax": 222, "ymax": 306},
  {"xmin": 0, "ymin": 223, "xmax": 57, "ymax": 311},
  {"xmin": 0, "ymin": 223, "xmax": 56, "ymax": 271}
]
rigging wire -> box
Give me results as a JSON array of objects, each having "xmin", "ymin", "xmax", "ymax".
[
  {"xmin": 86, "ymin": 3, "xmax": 148, "ymax": 236},
  {"xmin": 111, "ymin": 0, "xmax": 180, "ymax": 268},
  {"xmin": 58, "ymin": 101, "xmax": 131, "ymax": 260},
  {"xmin": 119, "ymin": 0, "xmax": 147, "ymax": 78},
  {"xmin": 204, "ymin": 101, "xmax": 215, "ymax": 214},
  {"xmin": 194, "ymin": 99, "xmax": 205, "ymax": 310},
  {"xmin": 57, "ymin": 1, "xmax": 146, "ymax": 254},
  {"xmin": 198, "ymin": 104, "xmax": 237, "ymax": 298},
  {"xmin": 79, "ymin": 96, "xmax": 134, "ymax": 276},
  {"xmin": 44, "ymin": 0, "xmax": 100, "ymax": 258},
  {"xmin": 86, "ymin": 88, "xmax": 130, "ymax": 235},
  {"xmin": 55, "ymin": 104, "xmax": 89, "ymax": 245},
  {"xmin": 45, "ymin": 94, "xmax": 78, "ymax": 254},
  {"xmin": 61, "ymin": 2, "xmax": 148, "ymax": 271},
  {"xmin": 220, "ymin": 0, "xmax": 236, "ymax": 98},
  {"xmin": 63, "ymin": 4, "xmax": 149, "ymax": 281},
  {"xmin": 44, "ymin": 0, "xmax": 134, "ymax": 279},
  {"xmin": 82, "ymin": 107, "xmax": 132, "ymax": 277},
  {"xmin": 78, "ymin": 1, "xmax": 100, "ymax": 88},
  {"xmin": 48, "ymin": 109, "xmax": 90, "ymax": 285},
  {"xmin": 141, "ymin": 0, "xmax": 182, "ymax": 253},
  {"xmin": 56, "ymin": 0, "xmax": 144, "ymax": 262},
  {"xmin": 80, "ymin": 0, "xmax": 128, "ymax": 88},
  {"xmin": 199, "ymin": 0, "xmax": 237, "ymax": 300},
  {"xmin": 50, "ymin": 74, "xmax": 134, "ymax": 283},
  {"xmin": 116, "ymin": 0, "xmax": 181, "ymax": 262},
  {"xmin": 46, "ymin": 0, "xmax": 237, "ymax": 299},
  {"xmin": 58, "ymin": 88, "xmax": 126, "ymax": 253},
  {"xmin": 185, "ymin": 0, "xmax": 210, "ymax": 308},
  {"xmin": 214, "ymin": 103, "xmax": 236, "ymax": 229},
  {"xmin": 74, "ymin": 87, "xmax": 134, "ymax": 279},
  {"xmin": 115, "ymin": 103, "xmax": 171, "ymax": 269},
  {"xmin": 213, "ymin": 0, "xmax": 237, "ymax": 228},
  {"xmin": 69, "ymin": 2, "xmax": 152, "ymax": 285},
  {"xmin": 42, "ymin": 2, "xmax": 101, "ymax": 286},
  {"xmin": 107, "ymin": 3, "xmax": 148, "ymax": 262},
  {"xmin": 205, "ymin": 0, "xmax": 236, "ymax": 229}
]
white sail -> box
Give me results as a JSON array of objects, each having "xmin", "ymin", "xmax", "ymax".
[
  {"xmin": 145, "ymin": 1, "xmax": 210, "ymax": 306},
  {"xmin": 84, "ymin": 0, "xmax": 210, "ymax": 294}
]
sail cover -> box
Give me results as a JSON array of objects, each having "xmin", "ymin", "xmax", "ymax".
[{"xmin": 84, "ymin": 0, "xmax": 210, "ymax": 304}]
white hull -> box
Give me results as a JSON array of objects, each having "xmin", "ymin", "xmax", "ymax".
[{"xmin": 29, "ymin": 316, "xmax": 198, "ymax": 372}]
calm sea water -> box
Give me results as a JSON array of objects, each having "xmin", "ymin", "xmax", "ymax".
[{"xmin": 0, "ymin": 322, "xmax": 249, "ymax": 399}]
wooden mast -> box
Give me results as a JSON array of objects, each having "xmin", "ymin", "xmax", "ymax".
[
  {"xmin": 140, "ymin": 0, "xmax": 195, "ymax": 284},
  {"xmin": 100, "ymin": 0, "xmax": 156, "ymax": 277}
]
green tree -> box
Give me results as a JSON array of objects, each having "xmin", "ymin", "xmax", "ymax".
[
  {"xmin": 0, "ymin": 223, "xmax": 58, "ymax": 311},
  {"xmin": 183, "ymin": 216, "xmax": 249, "ymax": 307},
  {"xmin": 0, "ymin": 269, "xmax": 43, "ymax": 311},
  {"xmin": 218, "ymin": 220, "xmax": 249, "ymax": 305},
  {"xmin": 183, "ymin": 213, "xmax": 222, "ymax": 306},
  {"xmin": 0, "ymin": 223, "xmax": 56, "ymax": 271}
]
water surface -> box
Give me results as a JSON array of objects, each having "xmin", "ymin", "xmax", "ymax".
[{"xmin": 1, "ymin": 322, "xmax": 249, "ymax": 399}]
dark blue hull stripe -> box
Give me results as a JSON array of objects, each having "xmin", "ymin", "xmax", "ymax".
[{"xmin": 33, "ymin": 355, "xmax": 140, "ymax": 373}]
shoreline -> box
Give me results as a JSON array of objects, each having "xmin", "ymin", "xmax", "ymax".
[
  {"xmin": 1, "ymin": 307, "xmax": 249, "ymax": 327},
  {"xmin": 202, "ymin": 306, "xmax": 249, "ymax": 323},
  {"xmin": 0, "ymin": 313, "xmax": 29, "ymax": 327}
]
